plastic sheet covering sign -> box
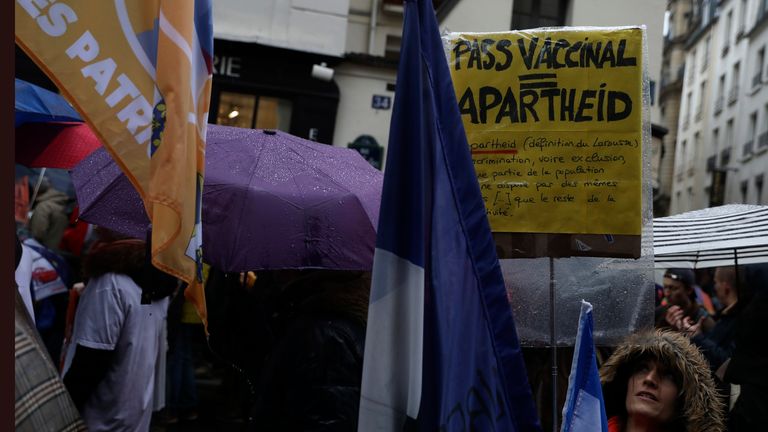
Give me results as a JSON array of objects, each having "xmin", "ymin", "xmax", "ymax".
[
  {"xmin": 446, "ymin": 27, "xmax": 643, "ymax": 236},
  {"xmin": 15, "ymin": 1, "xmax": 214, "ymax": 326}
]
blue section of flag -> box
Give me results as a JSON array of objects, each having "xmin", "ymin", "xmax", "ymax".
[
  {"xmin": 375, "ymin": 0, "xmax": 541, "ymax": 429},
  {"xmin": 561, "ymin": 301, "xmax": 608, "ymax": 432}
]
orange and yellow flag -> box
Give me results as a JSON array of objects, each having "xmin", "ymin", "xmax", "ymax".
[{"xmin": 16, "ymin": 0, "xmax": 214, "ymax": 325}]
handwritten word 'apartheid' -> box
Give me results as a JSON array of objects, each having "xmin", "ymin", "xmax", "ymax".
[
  {"xmin": 458, "ymin": 81, "xmax": 632, "ymax": 124},
  {"xmin": 452, "ymin": 37, "xmax": 637, "ymax": 72}
]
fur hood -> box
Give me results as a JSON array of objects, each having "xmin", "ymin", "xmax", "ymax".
[
  {"xmin": 82, "ymin": 239, "xmax": 146, "ymax": 279},
  {"xmin": 600, "ymin": 330, "xmax": 725, "ymax": 432}
]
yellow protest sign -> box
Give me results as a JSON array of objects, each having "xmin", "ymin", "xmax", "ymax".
[{"xmin": 448, "ymin": 27, "xmax": 643, "ymax": 235}]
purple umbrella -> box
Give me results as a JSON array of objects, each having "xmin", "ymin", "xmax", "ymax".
[{"xmin": 72, "ymin": 125, "xmax": 383, "ymax": 272}]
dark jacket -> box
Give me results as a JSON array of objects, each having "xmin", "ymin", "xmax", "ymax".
[
  {"xmin": 724, "ymin": 292, "xmax": 768, "ymax": 431},
  {"xmin": 248, "ymin": 270, "xmax": 370, "ymax": 432},
  {"xmin": 690, "ymin": 304, "xmax": 741, "ymax": 372},
  {"xmin": 600, "ymin": 330, "xmax": 726, "ymax": 432}
]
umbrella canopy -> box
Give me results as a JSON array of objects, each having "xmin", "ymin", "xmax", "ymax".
[
  {"xmin": 15, "ymin": 78, "xmax": 82, "ymax": 127},
  {"xmin": 72, "ymin": 125, "xmax": 383, "ymax": 272},
  {"xmin": 653, "ymin": 204, "xmax": 768, "ymax": 269},
  {"xmin": 16, "ymin": 122, "xmax": 102, "ymax": 169}
]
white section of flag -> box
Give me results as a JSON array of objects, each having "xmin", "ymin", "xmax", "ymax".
[{"xmin": 358, "ymin": 248, "xmax": 424, "ymax": 431}]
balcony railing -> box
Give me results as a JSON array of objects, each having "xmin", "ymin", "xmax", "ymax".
[
  {"xmin": 714, "ymin": 96, "xmax": 724, "ymax": 114},
  {"xmin": 728, "ymin": 85, "xmax": 739, "ymax": 105},
  {"xmin": 706, "ymin": 155, "xmax": 716, "ymax": 172},
  {"xmin": 758, "ymin": 131, "xmax": 768, "ymax": 150},
  {"xmin": 722, "ymin": 44, "xmax": 729, "ymax": 57},
  {"xmin": 721, "ymin": 147, "xmax": 732, "ymax": 166},
  {"xmin": 743, "ymin": 140, "xmax": 754, "ymax": 158}
]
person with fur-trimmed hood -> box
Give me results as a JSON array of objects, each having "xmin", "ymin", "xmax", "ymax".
[{"xmin": 600, "ymin": 330, "xmax": 725, "ymax": 432}]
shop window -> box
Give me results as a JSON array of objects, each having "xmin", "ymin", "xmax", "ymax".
[{"xmin": 216, "ymin": 91, "xmax": 292, "ymax": 132}]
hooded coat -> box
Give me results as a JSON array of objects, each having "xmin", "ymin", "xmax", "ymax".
[
  {"xmin": 29, "ymin": 184, "xmax": 69, "ymax": 250},
  {"xmin": 600, "ymin": 330, "xmax": 725, "ymax": 432}
]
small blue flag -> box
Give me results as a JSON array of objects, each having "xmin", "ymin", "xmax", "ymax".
[{"xmin": 561, "ymin": 300, "xmax": 608, "ymax": 432}]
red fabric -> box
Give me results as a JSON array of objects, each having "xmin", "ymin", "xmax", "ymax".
[
  {"xmin": 16, "ymin": 122, "xmax": 101, "ymax": 169},
  {"xmin": 60, "ymin": 287, "xmax": 82, "ymax": 372},
  {"xmin": 608, "ymin": 416, "xmax": 623, "ymax": 432},
  {"xmin": 59, "ymin": 206, "xmax": 88, "ymax": 257}
]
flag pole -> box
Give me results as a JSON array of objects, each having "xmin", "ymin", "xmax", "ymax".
[{"xmin": 549, "ymin": 256, "xmax": 558, "ymax": 432}]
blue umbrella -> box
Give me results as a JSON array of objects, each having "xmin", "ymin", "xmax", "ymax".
[{"xmin": 15, "ymin": 78, "xmax": 82, "ymax": 127}]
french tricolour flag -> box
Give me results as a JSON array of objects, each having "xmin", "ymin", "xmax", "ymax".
[{"xmin": 357, "ymin": 1, "xmax": 540, "ymax": 430}]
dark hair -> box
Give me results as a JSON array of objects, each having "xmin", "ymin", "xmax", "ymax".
[
  {"xmin": 664, "ymin": 268, "xmax": 695, "ymax": 288},
  {"xmin": 664, "ymin": 268, "xmax": 698, "ymax": 302}
]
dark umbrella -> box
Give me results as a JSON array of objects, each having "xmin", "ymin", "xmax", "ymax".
[
  {"xmin": 15, "ymin": 78, "xmax": 82, "ymax": 127},
  {"xmin": 72, "ymin": 125, "xmax": 383, "ymax": 272}
]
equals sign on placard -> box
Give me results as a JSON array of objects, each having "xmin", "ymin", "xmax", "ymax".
[{"xmin": 518, "ymin": 73, "xmax": 558, "ymax": 90}]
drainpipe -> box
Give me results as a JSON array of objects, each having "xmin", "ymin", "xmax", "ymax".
[{"xmin": 369, "ymin": 0, "xmax": 379, "ymax": 55}]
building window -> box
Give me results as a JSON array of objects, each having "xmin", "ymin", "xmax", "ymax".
[
  {"xmin": 679, "ymin": 139, "xmax": 687, "ymax": 179},
  {"xmin": 757, "ymin": 174, "xmax": 765, "ymax": 204},
  {"xmin": 713, "ymin": 128, "xmax": 720, "ymax": 152},
  {"xmin": 650, "ymin": 80, "xmax": 656, "ymax": 105},
  {"xmin": 696, "ymin": 80, "xmax": 706, "ymax": 121},
  {"xmin": 702, "ymin": 36, "xmax": 710, "ymax": 71},
  {"xmin": 689, "ymin": 48, "xmax": 697, "ymax": 81},
  {"xmin": 683, "ymin": 91, "xmax": 692, "ymax": 129},
  {"xmin": 215, "ymin": 91, "xmax": 292, "ymax": 131},
  {"xmin": 741, "ymin": 180, "xmax": 749, "ymax": 203},
  {"xmin": 760, "ymin": 104, "xmax": 768, "ymax": 150},
  {"xmin": 729, "ymin": 62, "xmax": 740, "ymax": 104},
  {"xmin": 715, "ymin": 74, "xmax": 725, "ymax": 114},
  {"xmin": 511, "ymin": 0, "xmax": 569, "ymax": 29},
  {"xmin": 738, "ymin": 0, "xmax": 747, "ymax": 36},
  {"xmin": 727, "ymin": 118, "xmax": 735, "ymax": 146},
  {"xmin": 755, "ymin": 47, "xmax": 765, "ymax": 88},
  {"xmin": 744, "ymin": 111, "xmax": 757, "ymax": 158},
  {"xmin": 723, "ymin": 10, "xmax": 732, "ymax": 56},
  {"xmin": 384, "ymin": 34, "xmax": 402, "ymax": 62},
  {"xmin": 721, "ymin": 146, "xmax": 731, "ymax": 167}
]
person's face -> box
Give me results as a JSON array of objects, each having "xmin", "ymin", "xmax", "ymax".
[
  {"xmin": 663, "ymin": 277, "xmax": 691, "ymax": 308},
  {"xmin": 625, "ymin": 359, "xmax": 679, "ymax": 426}
]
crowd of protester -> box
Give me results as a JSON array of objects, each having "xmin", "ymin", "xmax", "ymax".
[{"xmin": 12, "ymin": 178, "xmax": 768, "ymax": 431}]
